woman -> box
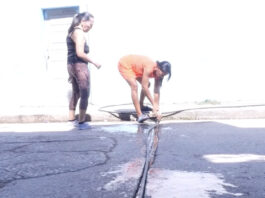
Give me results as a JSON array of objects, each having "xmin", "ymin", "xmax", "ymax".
[
  {"xmin": 118, "ymin": 54, "xmax": 171, "ymax": 123},
  {"xmin": 67, "ymin": 12, "xmax": 101, "ymax": 130}
]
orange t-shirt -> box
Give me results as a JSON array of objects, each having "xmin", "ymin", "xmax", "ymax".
[{"xmin": 118, "ymin": 55, "xmax": 156, "ymax": 79}]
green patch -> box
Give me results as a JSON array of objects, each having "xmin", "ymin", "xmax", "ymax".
[{"xmin": 196, "ymin": 99, "xmax": 221, "ymax": 105}]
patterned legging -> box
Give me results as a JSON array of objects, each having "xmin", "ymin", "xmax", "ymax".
[{"xmin": 67, "ymin": 62, "xmax": 90, "ymax": 110}]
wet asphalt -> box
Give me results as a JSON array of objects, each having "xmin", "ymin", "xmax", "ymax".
[{"xmin": 0, "ymin": 120, "xmax": 265, "ymax": 198}]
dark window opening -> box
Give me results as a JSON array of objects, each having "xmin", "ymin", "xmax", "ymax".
[{"xmin": 42, "ymin": 6, "xmax": 79, "ymax": 20}]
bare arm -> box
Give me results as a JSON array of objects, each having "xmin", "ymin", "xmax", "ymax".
[
  {"xmin": 141, "ymin": 67, "xmax": 155, "ymax": 107},
  {"xmin": 153, "ymin": 78, "xmax": 163, "ymax": 114},
  {"xmin": 72, "ymin": 29, "xmax": 101, "ymax": 68}
]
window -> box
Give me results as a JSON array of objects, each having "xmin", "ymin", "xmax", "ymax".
[{"xmin": 42, "ymin": 6, "xmax": 79, "ymax": 20}]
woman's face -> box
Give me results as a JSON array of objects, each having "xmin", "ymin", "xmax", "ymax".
[
  {"xmin": 155, "ymin": 68, "xmax": 166, "ymax": 79},
  {"xmin": 81, "ymin": 18, "xmax": 94, "ymax": 32}
]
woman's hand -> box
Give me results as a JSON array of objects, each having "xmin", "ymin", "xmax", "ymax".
[
  {"xmin": 155, "ymin": 112, "xmax": 162, "ymax": 121},
  {"xmin": 94, "ymin": 63, "xmax": 101, "ymax": 69},
  {"xmin": 152, "ymin": 105, "xmax": 159, "ymax": 115},
  {"xmin": 150, "ymin": 108, "xmax": 162, "ymax": 121}
]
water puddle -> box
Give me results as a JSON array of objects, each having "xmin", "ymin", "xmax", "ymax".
[
  {"xmin": 204, "ymin": 154, "xmax": 265, "ymax": 163},
  {"xmin": 146, "ymin": 168, "xmax": 243, "ymax": 198},
  {"xmin": 101, "ymin": 123, "xmax": 244, "ymax": 197},
  {"xmin": 101, "ymin": 158, "xmax": 145, "ymax": 191},
  {"xmin": 100, "ymin": 124, "xmax": 139, "ymax": 134}
]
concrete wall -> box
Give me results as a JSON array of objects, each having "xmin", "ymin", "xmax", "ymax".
[
  {"xmin": 0, "ymin": 0, "xmax": 265, "ymax": 115},
  {"xmin": 88, "ymin": 0, "xmax": 265, "ymax": 105}
]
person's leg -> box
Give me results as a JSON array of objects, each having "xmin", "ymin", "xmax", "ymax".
[
  {"xmin": 125, "ymin": 78, "xmax": 142, "ymax": 117},
  {"xmin": 139, "ymin": 89, "xmax": 145, "ymax": 109},
  {"xmin": 68, "ymin": 64, "xmax": 80, "ymax": 121},
  {"xmin": 136, "ymin": 78, "xmax": 152, "ymax": 111},
  {"xmin": 126, "ymin": 78, "xmax": 142, "ymax": 117},
  {"xmin": 136, "ymin": 77, "xmax": 146, "ymax": 108},
  {"xmin": 69, "ymin": 78, "xmax": 80, "ymax": 120},
  {"xmin": 118, "ymin": 63, "xmax": 149, "ymax": 122},
  {"xmin": 79, "ymin": 109, "xmax": 87, "ymax": 123},
  {"xmin": 75, "ymin": 63, "xmax": 90, "ymax": 123}
]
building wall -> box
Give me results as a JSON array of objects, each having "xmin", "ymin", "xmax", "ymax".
[
  {"xmin": 0, "ymin": 0, "xmax": 265, "ymax": 114},
  {"xmin": 88, "ymin": 0, "xmax": 265, "ymax": 105}
]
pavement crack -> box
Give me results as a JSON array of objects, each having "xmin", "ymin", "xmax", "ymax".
[
  {"xmin": 0, "ymin": 137, "xmax": 101, "ymax": 145},
  {"xmin": 106, "ymin": 136, "xmax": 118, "ymax": 153},
  {"xmin": 1, "ymin": 151, "xmax": 110, "ymax": 188},
  {"xmin": 5, "ymin": 161, "xmax": 107, "ymax": 185},
  {"xmin": 0, "ymin": 143, "xmax": 33, "ymax": 153},
  {"xmin": 0, "ymin": 181, "xmax": 11, "ymax": 190},
  {"xmin": 0, "ymin": 136, "xmax": 118, "ymax": 190}
]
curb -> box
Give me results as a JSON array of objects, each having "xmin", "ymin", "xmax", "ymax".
[
  {"xmin": 163, "ymin": 105, "xmax": 265, "ymax": 120},
  {"xmin": 1, "ymin": 104, "xmax": 265, "ymax": 123}
]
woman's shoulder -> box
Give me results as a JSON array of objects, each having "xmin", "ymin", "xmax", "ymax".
[
  {"xmin": 73, "ymin": 27, "xmax": 83, "ymax": 34},
  {"xmin": 71, "ymin": 28, "xmax": 85, "ymax": 40},
  {"xmin": 74, "ymin": 26, "xmax": 82, "ymax": 31}
]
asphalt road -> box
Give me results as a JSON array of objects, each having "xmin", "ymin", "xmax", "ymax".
[{"xmin": 0, "ymin": 120, "xmax": 265, "ymax": 198}]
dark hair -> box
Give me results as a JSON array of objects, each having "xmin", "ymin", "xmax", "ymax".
[
  {"xmin": 68, "ymin": 12, "xmax": 94, "ymax": 34},
  {"xmin": 157, "ymin": 61, "xmax": 171, "ymax": 80}
]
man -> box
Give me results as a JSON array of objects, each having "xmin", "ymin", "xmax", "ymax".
[{"xmin": 118, "ymin": 54, "xmax": 171, "ymax": 123}]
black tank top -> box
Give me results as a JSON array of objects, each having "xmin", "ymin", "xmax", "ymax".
[{"xmin": 66, "ymin": 28, "xmax": 89, "ymax": 64}]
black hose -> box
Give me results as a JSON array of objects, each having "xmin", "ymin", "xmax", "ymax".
[
  {"xmin": 99, "ymin": 103, "xmax": 265, "ymax": 121},
  {"xmin": 133, "ymin": 122, "xmax": 159, "ymax": 198}
]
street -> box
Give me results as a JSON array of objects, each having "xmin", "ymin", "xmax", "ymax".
[{"xmin": 0, "ymin": 120, "xmax": 265, "ymax": 198}]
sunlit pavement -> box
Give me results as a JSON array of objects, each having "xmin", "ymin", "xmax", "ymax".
[{"xmin": 0, "ymin": 120, "xmax": 265, "ymax": 197}]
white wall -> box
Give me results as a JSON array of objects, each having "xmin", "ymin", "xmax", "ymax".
[
  {"xmin": 87, "ymin": 0, "xmax": 265, "ymax": 105},
  {"xmin": 0, "ymin": 0, "xmax": 265, "ymax": 112},
  {"xmin": 0, "ymin": 1, "xmax": 46, "ymax": 110}
]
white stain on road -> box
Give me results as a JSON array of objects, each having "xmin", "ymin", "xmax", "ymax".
[
  {"xmin": 146, "ymin": 168, "xmax": 243, "ymax": 198},
  {"xmin": 102, "ymin": 158, "xmax": 145, "ymax": 191},
  {"xmin": 204, "ymin": 154, "xmax": 265, "ymax": 163},
  {"xmin": 100, "ymin": 124, "xmax": 139, "ymax": 134}
]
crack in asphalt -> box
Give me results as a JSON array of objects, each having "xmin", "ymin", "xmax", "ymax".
[
  {"xmin": 0, "ymin": 136, "xmax": 118, "ymax": 190},
  {"xmin": 0, "ymin": 155, "xmax": 107, "ymax": 189},
  {"xmin": 0, "ymin": 137, "xmax": 103, "ymax": 144},
  {"xmin": 0, "ymin": 143, "xmax": 34, "ymax": 153},
  {"xmin": 0, "ymin": 181, "xmax": 11, "ymax": 190}
]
